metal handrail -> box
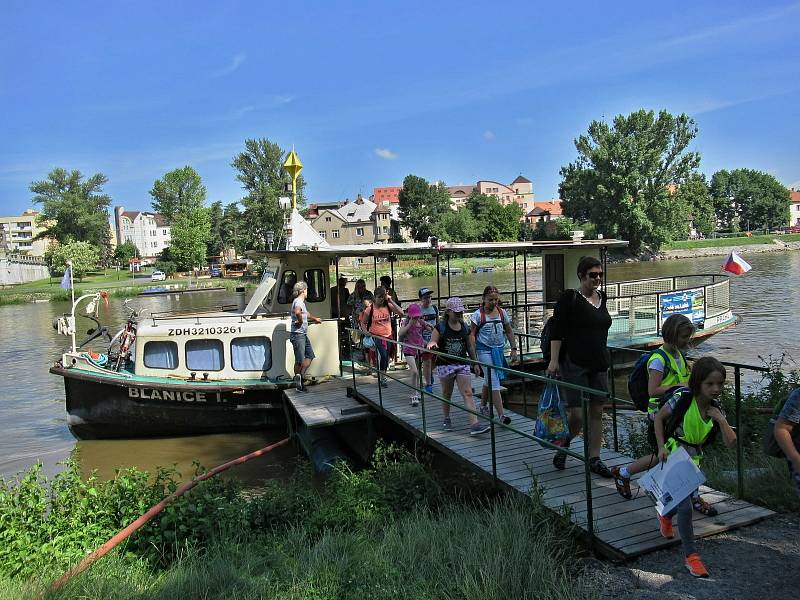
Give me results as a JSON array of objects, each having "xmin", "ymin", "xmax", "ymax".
[{"xmin": 344, "ymin": 325, "xmax": 604, "ymax": 550}]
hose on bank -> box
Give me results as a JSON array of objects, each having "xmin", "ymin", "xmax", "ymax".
[{"xmin": 43, "ymin": 437, "xmax": 291, "ymax": 597}]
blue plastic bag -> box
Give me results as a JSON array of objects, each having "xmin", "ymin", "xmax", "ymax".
[{"xmin": 534, "ymin": 383, "xmax": 570, "ymax": 444}]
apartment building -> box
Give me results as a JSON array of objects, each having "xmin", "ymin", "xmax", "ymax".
[
  {"xmin": 790, "ymin": 188, "xmax": 800, "ymax": 226},
  {"xmin": 525, "ymin": 199, "xmax": 564, "ymax": 224},
  {"xmin": 310, "ymin": 195, "xmax": 401, "ymax": 245},
  {"xmin": 371, "ymin": 186, "xmax": 401, "ymax": 204},
  {"xmin": 0, "ymin": 209, "xmax": 51, "ymax": 256},
  {"xmin": 113, "ymin": 206, "xmax": 171, "ymax": 259}
]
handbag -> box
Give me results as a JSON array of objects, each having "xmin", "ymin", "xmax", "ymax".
[
  {"xmin": 534, "ymin": 383, "xmax": 570, "ymax": 446},
  {"xmin": 361, "ymin": 305, "xmax": 376, "ymax": 349}
]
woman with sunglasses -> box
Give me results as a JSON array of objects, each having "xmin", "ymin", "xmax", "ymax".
[{"xmin": 545, "ymin": 256, "xmax": 613, "ymax": 477}]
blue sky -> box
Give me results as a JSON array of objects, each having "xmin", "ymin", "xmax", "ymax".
[{"xmin": 2, "ymin": 0, "xmax": 799, "ymax": 215}]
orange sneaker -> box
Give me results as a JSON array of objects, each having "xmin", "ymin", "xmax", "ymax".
[
  {"xmin": 685, "ymin": 553, "xmax": 709, "ymax": 578},
  {"xmin": 658, "ymin": 515, "xmax": 674, "ymax": 539}
]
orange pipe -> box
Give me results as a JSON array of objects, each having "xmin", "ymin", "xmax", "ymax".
[{"xmin": 44, "ymin": 437, "xmax": 290, "ymax": 596}]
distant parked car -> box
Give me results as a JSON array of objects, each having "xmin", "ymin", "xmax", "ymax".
[
  {"xmin": 209, "ymin": 266, "xmax": 223, "ymax": 278},
  {"xmin": 151, "ymin": 270, "xmax": 166, "ymax": 282}
]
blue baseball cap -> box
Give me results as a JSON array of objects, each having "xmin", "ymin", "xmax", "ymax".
[{"xmin": 418, "ymin": 287, "xmax": 433, "ymax": 298}]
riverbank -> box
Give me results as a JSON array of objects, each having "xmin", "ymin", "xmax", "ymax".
[
  {"xmin": 0, "ymin": 445, "xmax": 596, "ymax": 600},
  {"xmin": 660, "ymin": 238, "xmax": 800, "ymax": 261}
]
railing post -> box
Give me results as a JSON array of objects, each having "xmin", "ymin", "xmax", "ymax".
[
  {"xmin": 521, "ymin": 340, "xmax": 528, "ymax": 418},
  {"xmin": 488, "ymin": 364, "xmax": 498, "ymax": 488},
  {"xmin": 377, "ymin": 342, "xmax": 384, "ymax": 414},
  {"xmin": 735, "ymin": 365, "xmax": 744, "ymax": 499},
  {"xmin": 582, "ymin": 396, "xmax": 596, "ymax": 554},
  {"xmin": 349, "ymin": 329, "xmax": 357, "ymax": 393},
  {"xmin": 523, "ymin": 251, "xmax": 529, "ymax": 343},
  {"xmin": 609, "ymin": 348, "xmax": 619, "ymax": 452},
  {"xmin": 419, "ymin": 356, "xmax": 427, "ymax": 439},
  {"xmin": 513, "ymin": 252, "xmax": 519, "ymax": 311}
]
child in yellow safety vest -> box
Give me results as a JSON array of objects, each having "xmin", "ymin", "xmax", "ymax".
[
  {"xmin": 652, "ymin": 357, "xmax": 737, "ymax": 578},
  {"xmin": 612, "ymin": 314, "xmax": 693, "ymax": 494}
]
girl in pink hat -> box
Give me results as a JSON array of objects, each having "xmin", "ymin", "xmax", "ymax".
[
  {"xmin": 399, "ymin": 303, "xmax": 426, "ymax": 406},
  {"xmin": 427, "ymin": 297, "xmax": 490, "ymax": 435}
]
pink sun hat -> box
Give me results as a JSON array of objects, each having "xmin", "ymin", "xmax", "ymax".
[
  {"xmin": 445, "ymin": 297, "xmax": 465, "ymax": 313},
  {"xmin": 407, "ymin": 303, "xmax": 422, "ymax": 318}
]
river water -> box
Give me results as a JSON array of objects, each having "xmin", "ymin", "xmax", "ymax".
[{"xmin": 1, "ymin": 253, "xmax": 797, "ymax": 481}]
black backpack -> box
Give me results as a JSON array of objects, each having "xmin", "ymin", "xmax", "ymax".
[
  {"xmin": 661, "ymin": 387, "xmax": 720, "ymax": 451},
  {"xmin": 628, "ymin": 347, "xmax": 679, "ymax": 412},
  {"xmin": 540, "ymin": 289, "xmax": 579, "ymax": 363}
]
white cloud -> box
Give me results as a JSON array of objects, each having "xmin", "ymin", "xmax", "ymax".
[
  {"xmin": 271, "ymin": 95, "xmax": 295, "ymax": 105},
  {"xmin": 211, "ymin": 53, "xmax": 247, "ymax": 78},
  {"xmin": 374, "ymin": 148, "xmax": 398, "ymax": 160},
  {"xmin": 483, "ymin": 130, "xmax": 496, "ymax": 141}
]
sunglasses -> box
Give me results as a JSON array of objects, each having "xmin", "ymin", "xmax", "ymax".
[{"xmin": 587, "ymin": 271, "xmax": 604, "ymax": 279}]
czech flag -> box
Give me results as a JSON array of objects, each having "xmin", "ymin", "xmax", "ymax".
[{"xmin": 722, "ymin": 250, "xmax": 752, "ymax": 275}]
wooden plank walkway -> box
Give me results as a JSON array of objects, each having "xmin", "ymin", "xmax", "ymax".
[
  {"xmin": 284, "ymin": 378, "xmax": 371, "ymax": 428},
  {"xmin": 341, "ymin": 371, "xmax": 775, "ymax": 561}
]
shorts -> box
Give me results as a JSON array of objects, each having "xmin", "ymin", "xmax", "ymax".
[
  {"xmin": 558, "ymin": 354, "xmax": 608, "ymax": 409},
  {"xmin": 477, "ymin": 350, "xmax": 502, "ymax": 391},
  {"xmin": 290, "ymin": 333, "xmax": 315, "ymax": 364},
  {"xmin": 436, "ymin": 364, "xmax": 471, "ymax": 380}
]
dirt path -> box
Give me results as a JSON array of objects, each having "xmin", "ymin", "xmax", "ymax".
[{"xmin": 589, "ymin": 513, "xmax": 800, "ymax": 600}]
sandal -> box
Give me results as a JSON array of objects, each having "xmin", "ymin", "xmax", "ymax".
[
  {"xmin": 553, "ymin": 451, "xmax": 567, "ymax": 470},
  {"xmin": 611, "ymin": 466, "xmax": 632, "ymax": 499},
  {"xmin": 589, "ymin": 457, "xmax": 612, "ymax": 478},
  {"xmin": 692, "ymin": 496, "xmax": 718, "ymax": 516}
]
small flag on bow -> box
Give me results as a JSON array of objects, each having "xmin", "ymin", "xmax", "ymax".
[
  {"xmin": 60, "ymin": 265, "xmax": 72, "ymax": 289},
  {"xmin": 721, "ymin": 250, "xmax": 752, "ymax": 275}
]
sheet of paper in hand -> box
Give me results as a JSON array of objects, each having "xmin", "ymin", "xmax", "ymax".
[{"xmin": 638, "ymin": 446, "xmax": 706, "ymax": 516}]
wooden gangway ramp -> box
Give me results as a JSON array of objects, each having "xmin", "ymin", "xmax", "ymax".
[{"xmin": 341, "ymin": 374, "xmax": 774, "ymax": 561}]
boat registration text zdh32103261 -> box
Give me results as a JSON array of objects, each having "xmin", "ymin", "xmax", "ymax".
[{"xmin": 167, "ymin": 326, "xmax": 243, "ymax": 336}]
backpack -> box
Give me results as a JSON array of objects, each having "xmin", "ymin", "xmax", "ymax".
[
  {"xmin": 474, "ymin": 306, "xmax": 508, "ymax": 335},
  {"xmin": 540, "ymin": 290, "xmax": 579, "ymax": 363},
  {"xmin": 628, "ymin": 348, "xmax": 677, "ymax": 412},
  {"xmin": 763, "ymin": 394, "xmax": 792, "ymax": 458},
  {"xmin": 661, "ymin": 387, "xmax": 720, "ymax": 451}
]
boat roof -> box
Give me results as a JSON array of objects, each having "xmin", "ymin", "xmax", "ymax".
[{"xmin": 251, "ymin": 238, "xmax": 628, "ymax": 259}]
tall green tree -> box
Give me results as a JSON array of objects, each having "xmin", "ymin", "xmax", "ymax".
[
  {"xmin": 675, "ymin": 174, "xmax": 715, "ymax": 237},
  {"xmin": 150, "ymin": 167, "xmax": 210, "ymax": 270},
  {"xmin": 433, "ymin": 208, "xmax": 480, "ymax": 242},
  {"xmin": 465, "ymin": 192, "xmax": 523, "ymax": 241},
  {"xmin": 559, "ymin": 109, "xmax": 701, "ymax": 252},
  {"xmin": 49, "ymin": 241, "xmax": 101, "ymax": 280},
  {"xmin": 222, "ymin": 202, "xmax": 246, "ymax": 255},
  {"xmin": 206, "ymin": 201, "xmax": 225, "ymax": 258},
  {"xmin": 30, "ymin": 168, "xmax": 112, "ymax": 261},
  {"xmin": 710, "ymin": 169, "xmax": 790, "ymax": 232},
  {"xmin": 231, "ymin": 139, "xmax": 306, "ymax": 251},
  {"xmin": 149, "ymin": 166, "xmax": 207, "ymax": 222},
  {"xmin": 398, "ymin": 176, "xmax": 452, "ymax": 241},
  {"xmin": 113, "ymin": 240, "xmax": 139, "ymax": 264}
]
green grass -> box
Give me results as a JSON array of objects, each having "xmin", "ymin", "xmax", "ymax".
[
  {"xmin": 1, "ymin": 497, "xmax": 595, "ymax": 600},
  {"xmin": 0, "ymin": 269, "xmax": 248, "ymax": 305},
  {"xmin": 663, "ymin": 233, "xmax": 800, "ymax": 250}
]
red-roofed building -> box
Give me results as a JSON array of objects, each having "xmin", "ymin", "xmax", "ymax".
[
  {"xmin": 525, "ymin": 199, "xmax": 564, "ymax": 224},
  {"xmin": 114, "ymin": 206, "xmax": 171, "ymax": 259},
  {"xmin": 372, "ymin": 186, "xmax": 401, "ymax": 204},
  {"xmin": 790, "ymin": 188, "xmax": 800, "ymax": 227}
]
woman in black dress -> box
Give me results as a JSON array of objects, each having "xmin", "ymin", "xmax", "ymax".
[{"xmin": 545, "ymin": 256, "xmax": 613, "ymax": 476}]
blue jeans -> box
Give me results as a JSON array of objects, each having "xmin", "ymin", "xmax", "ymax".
[{"xmin": 375, "ymin": 339, "xmax": 389, "ymax": 373}]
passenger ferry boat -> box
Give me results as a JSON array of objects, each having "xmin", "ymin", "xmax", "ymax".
[{"xmin": 50, "ymin": 209, "xmax": 737, "ymax": 439}]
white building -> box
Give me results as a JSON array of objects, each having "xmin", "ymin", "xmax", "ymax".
[{"xmin": 114, "ymin": 206, "xmax": 171, "ymax": 259}]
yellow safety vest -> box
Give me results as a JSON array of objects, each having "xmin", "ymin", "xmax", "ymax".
[
  {"xmin": 646, "ymin": 346, "xmax": 690, "ymax": 415},
  {"xmin": 665, "ymin": 396, "xmax": 715, "ymax": 465}
]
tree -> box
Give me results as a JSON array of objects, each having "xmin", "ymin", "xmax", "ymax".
[
  {"xmin": 222, "ymin": 202, "xmax": 246, "ymax": 255},
  {"xmin": 710, "ymin": 169, "xmax": 790, "ymax": 232},
  {"xmin": 465, "ymin": 192, "xmax": 523, "ymax": 241},
  {"xmin": 150, "ymin": 167, "xmax": 210, "ymax": 270},
  {"xmin": 207, "ymin": 201, "xmax": 225, "ymax": 258},
  {"xmin": 559, "ymin": 109, "xmax": 701, "ymax": 252},
  {"xmin": 149, "ymin": 166, "xmax": 206, "ymax": 222},
  {"xmin": 398, "ymin": 176, "xmax": 452, "ymax": 241},
  {"xmin": 433, "ymin": 208, "xmax": 480, "ymax": 242},
  {"xmin": 113, "ymin": 241, "xmax": 139, "ymax": 264},
  {"xmin": 232, "ymin": 139, "xmax": 306, "ymax": 251},
  {"xmin": 49, "ymin": 241, "xmax": 100, "ymax": 280},
  {"xmin": 675, "ymin": 174, "xmax": 715, "ymax": 237},
  {"xmin": 168, "ymin": 209, "xmax": 211, "ymax": 270},
  {"xmin": 30, "ymin": 168, "xmax": 112, "ymax": 261}
]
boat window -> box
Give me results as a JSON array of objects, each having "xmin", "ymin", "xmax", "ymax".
[
  {"xmin": 185, "ymin": 339, "xmax": 224, "ymax": 371},
  {"xmin": 304, "ymin": 269, "xmax": 326, "ymax": 303},
  {"xmin": 231, "ymin": 337, "xmax": 272, "ymax": 371},
  {"xmin": 143, "ymin": 341, "xmax": 178, "ymax": 369},
  {"xmin": 277, "ymin": 270, "xmax": 297, "ymax": 304}
]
